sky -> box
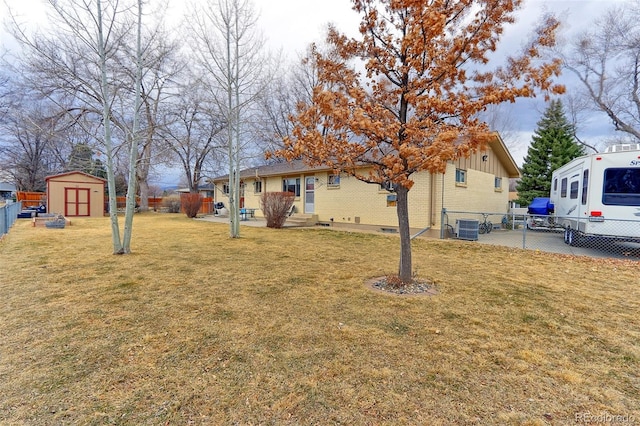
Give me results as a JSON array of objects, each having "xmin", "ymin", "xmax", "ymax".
[
  {"xmin": 0, "ymin": 0, "xmax": 631, "ymax": 174},
  {"xmin": 258, "ymin": 0, "xmax": 629, "ymax": 165}
]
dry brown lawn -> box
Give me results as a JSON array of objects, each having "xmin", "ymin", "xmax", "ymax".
[{"xmin": 0, "ymin": 213, "xmax": 639, "ymax": 425}]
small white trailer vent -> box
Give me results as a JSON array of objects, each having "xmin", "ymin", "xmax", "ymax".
[{"xmin": 604, "ymin": 144, "xmax": 640, "ymax": 153}]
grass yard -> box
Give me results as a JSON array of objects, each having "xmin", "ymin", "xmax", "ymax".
[{"xmin": 0, "ymin": 213, "xmax": 639, "ymax": 425}]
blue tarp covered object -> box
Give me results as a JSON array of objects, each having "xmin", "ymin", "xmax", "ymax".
[{"xmin": 527, "ymin": 197, "xmax": 555, "ymax": 215}]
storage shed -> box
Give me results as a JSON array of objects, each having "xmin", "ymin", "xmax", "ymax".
[{"xmin": 45, "ymin": 171, "xmax": 106, "ymax": 217}]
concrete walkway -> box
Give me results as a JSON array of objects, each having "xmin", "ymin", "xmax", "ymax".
[{"xmin": 195, "ymin": 215, "xmax": 296, "ymax": 228}]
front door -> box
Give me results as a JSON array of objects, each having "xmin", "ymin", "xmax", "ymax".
[{"xmin": 305, "ymin": 177, "xmax": 315, "ymax": 213}]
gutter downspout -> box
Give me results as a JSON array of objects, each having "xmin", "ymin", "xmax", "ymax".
[
  {"xmin": 410, "ymin": 172, "xmax": 438, "ymax": 240},
  {"xmin": 430, "ymin": 172, "xmax": 437, "ymax": 226}
]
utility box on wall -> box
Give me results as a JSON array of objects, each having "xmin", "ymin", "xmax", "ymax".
[{"xmin": 456, "ymin": 219, "xmax": 479, "ymax": 241}]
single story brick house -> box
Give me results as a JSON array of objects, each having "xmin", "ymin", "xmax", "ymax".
[
  {"xmin": 211, "ymin": 132, "xmax": 520, "ymax": 233},
  {"xmin": 46, "ymin": 171, "xmax": 106, "ymax": 217}
]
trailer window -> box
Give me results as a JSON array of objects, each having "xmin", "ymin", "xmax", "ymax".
[
  {"xmin": 581, "ymin": 170, "xmax": 589, "ymax": 205},
  {"xmin": 553, "ymin": 178, "xmax": 558, "ymax": 192},
  {"xmin": 560, "ymin": 178, "xmax": 568, "ymax": 198},
  {"xmin": 602, "ymin": 168, "xmax": 640, "ymax": 206},
  {"xmin": 570, "ymin": 181, "xmax": 579, "ymax": 199}
]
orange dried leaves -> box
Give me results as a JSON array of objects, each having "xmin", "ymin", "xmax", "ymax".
[{"xmin": 272, "ymin": 0, "xmax": 563, "ymax": 188}]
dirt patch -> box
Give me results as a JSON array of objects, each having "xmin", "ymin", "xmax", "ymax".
[{"xmin": 365, "ymin": 276, "xmax": 438, "ymax": 297}]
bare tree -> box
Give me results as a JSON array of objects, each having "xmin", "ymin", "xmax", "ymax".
[
  {"xmin": 476, "ymin": 104, "xmax": 519, "ymax": 147},
  {"xmin": 121, "ymin": 0, "xmax": 145, "ymax": 252},
  {"xmin": 561, "ymin": 92, "xmax": 599, "ymax": 153},
  {"xmin": 0, "ymin": 100, "xmax": 61, "ymax": 191},
  {"xmin": 187, "ymin": 0, "xmax": 272, "ymax": 238},
  {"xmin": 114, "ymin": 14, "xmax": 186, "ymax": 212},
  {"xmin": 563, "ymin": 0, "xmax": 640, "ymax": 143},
  {"xmin": 136, "ymin": 38, "xmax": 185, "ymax": 211},
  {"xmin": 254, "ymin": 48, "xmax": 322, "ymax": 156},
  {"xmin": 5, "ymin": 0, "xmax": 152, "ymax": 254},
  {"xmin": 158, "ymin": 78, "xmax": 226, "ymax": 193},
  {"xmin": 0, "ymin": 64, "xmax": 11, "ymax": 122}
]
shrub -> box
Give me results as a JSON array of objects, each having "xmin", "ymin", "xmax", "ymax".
[
  {"xmin": 181, "ymin": 193, "xmax": 202, "ymax": 218},
  {"xmin": 260, "ymin": 192, "xmax": 295, "ymax": 228},
  {"xmin": 162, "ymin": 195, "xmax": 181, "ymax": 213}
]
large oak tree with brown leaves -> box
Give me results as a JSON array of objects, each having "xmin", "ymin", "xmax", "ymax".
[{"xmin": 273, "ymin": 0, "xmax": 564, "ymax": 284}]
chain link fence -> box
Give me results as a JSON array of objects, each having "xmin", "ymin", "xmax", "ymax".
[
  {"xmin": 0, "ymin": 201, "xmax": 22, "ymax": 238},
  {"xmin": 441, "ymin": 209, "xmax": 640, "ymax": 261}
]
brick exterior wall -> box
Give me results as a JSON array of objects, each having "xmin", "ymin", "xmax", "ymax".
[{"xmin": 216, "ymin": 146, "xmax": 511, "ymax": 231}]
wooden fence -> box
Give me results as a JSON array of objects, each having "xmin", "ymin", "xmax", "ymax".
[
  {"xmin": 16, "ymin": 192, "xmax": 46, "ymax": 208},
  {"xmin": 111, "ymin": 196, "xmax": 213, "ymax": 214},
  {"xmin": 200, "ymin": 197, "xmax": 214, "ymax": 214},
  {"xmin": 17, "ymin": 191, "xmax": 213, "ymax": 215},
  {"xmin": 112, "ymin": 196, "xmax": 163, "ymax": 210}
]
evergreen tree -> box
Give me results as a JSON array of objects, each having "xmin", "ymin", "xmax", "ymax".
[
  {"xmin": 66, "ymin": 143, "xmax": 94, "ymax": 174},
  {"xmin": 92, "ymin": 158, "xmax": 107, "ymax": 180},
  {"xmin": 67, "ymin": 143, "xmax": 109, "ymax": 180},
  {"xmin": 516, "ymin": 100, "xmax": 585, "ymax": 206}
]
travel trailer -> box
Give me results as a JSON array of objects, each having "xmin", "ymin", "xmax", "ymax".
[{"xmin": 550, "ymin": 144, "xmax": 640, "ymax": 245}]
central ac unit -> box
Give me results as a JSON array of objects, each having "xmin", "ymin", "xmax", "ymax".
[{"xmin": 455, "ymin": 219, "xmax": 479, "ymax": 241}]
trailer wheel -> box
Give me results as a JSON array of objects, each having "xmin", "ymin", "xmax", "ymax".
[{"xmin": 568, "ymin": 228, "xmax": 581, "ymax": 247}]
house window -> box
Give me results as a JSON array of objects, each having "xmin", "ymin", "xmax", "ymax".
[
  {"xmin": 283, "ymin": 178, "xmax": 300, "ymax": 197},
  {"xmin": 455, "ymin": 169, "xmax": 466, "ymax": 185},
  {"xmin": 380, "ymin": 181, "xmax": 395, "ymax": 192},
  {"xmin": 327, "ymin": 173, "xmax": 341, "ymax": 187},
  {"xmin": 222, "ymin": 184, "xmax": 229, "ymax": 195},
  {"xmin": 494, "ymin": 176, "xmax": 502, "ymax": 190},
  {"xmin": 386, "ymin": 194, "xmax": 397, "ymax": 207},
  {"xmin": 254, "ymin": 180, "xmax": 262, "ymax": 193}
]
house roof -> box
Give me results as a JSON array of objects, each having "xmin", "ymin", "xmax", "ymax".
[
  {"xmin": 212, "ymin": 160, "xmax": 331, "ymax": 182},
  {"xmin": 176, "ymin": 184, "xmax": 215, "ymax": 193},
  {"xmin": 212, "ymin": 132, "xmax": 520, "ymax": 181},
  {"xmin": 0, "ymin": 182, "xmax": 16, "ymax": 192},
  {"xmin": 45, "ymin": 170, "xmax": 107, "ymax": 182},
  {"xmin": 487, "ymin": 133, "xmax": 520, "ymax": 178}
]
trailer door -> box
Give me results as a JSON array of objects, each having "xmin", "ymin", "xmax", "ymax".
[{"xmin": 569, "ymin": 174, "xmax": 581, "ymax": 216}]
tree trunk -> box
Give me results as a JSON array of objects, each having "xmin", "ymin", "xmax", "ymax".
[
  {"xmin": 122, "ymin": 0, "xmax": 143, "ymax": 254},
  {"xmin": 226, "ymin": 6, "xmax": 240, "ymax": 239},
  {"xmin": 395, "ymin": 185, "xmax": 412, "ymax": 284},
  {"xmin": 138, "ymin": 178, "xmax": 149, "ymax": 212},
  {"xmin": 97, "ymin": 0, "xmax": 122, "ymax": 254},
  {"xmin": 136, "ymin": 139, "xmax": 152, "ymax": 212}
]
